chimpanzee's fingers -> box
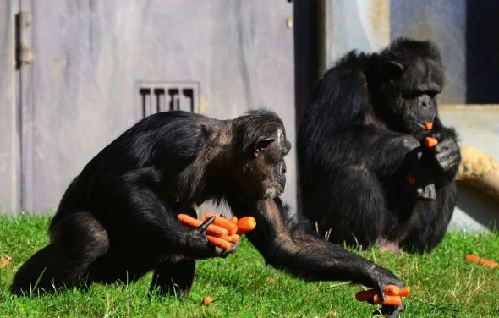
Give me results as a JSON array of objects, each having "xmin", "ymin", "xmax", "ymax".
[
  {"xmin": 435, "ymin": 150, "xmax": 460, "ymax": 171},
  {"xmin": 375, "ymin": 304, "xmax": 405, "ymax": 318},
  {"xmin": 218, "ymin": 240, "xmax": 240, "ymax": 258},
  {"xmin": 199, "ymin": 216, "xmax": 216, "ymax": 235}
]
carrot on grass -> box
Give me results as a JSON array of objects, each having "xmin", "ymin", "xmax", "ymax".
[
  {"xmin": 466, "ymin": 254, "xmax": 498, "ymax": 268},
  {"xmin": 237, "ymin": 217, "xmax": 256, "ymax": 234},
  {"xmin": 177, "ymin": 214, "xmax": 228, "ymax": 237}
]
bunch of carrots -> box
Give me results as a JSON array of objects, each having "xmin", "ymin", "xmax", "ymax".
[
  {"xmin": 355, "ymin": 284, "xmax": 410, "ymax": 306},
  {"xmin": 178, "ymin": 213, "xmax": 256, "ymax": 251}
]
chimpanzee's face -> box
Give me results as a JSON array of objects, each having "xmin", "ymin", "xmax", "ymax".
[
  {"xmin": 236, "ymin": 126, "xmax": 291, "ymax": 201},
  {"xmin": 382, "ymin": 58, "xmax": 443, "ymax": 134}
]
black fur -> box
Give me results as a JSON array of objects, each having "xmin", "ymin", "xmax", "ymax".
[
  {"xmin": 298, "ymin": 38, "xmax": 461, "ymax": 253},
  {"xmin": 12, "ymin": 110, "xmax": 401, "ymax": 298}
]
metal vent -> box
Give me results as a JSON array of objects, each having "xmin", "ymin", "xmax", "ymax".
[{"xmin": 137, "ymin": 81, "xmax": 199, "ymax": 118}]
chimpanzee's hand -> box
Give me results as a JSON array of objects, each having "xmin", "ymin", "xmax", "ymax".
[
  {"xmin": 374, "ymin": 304, "xmax": 405, "ymax": 318},
  {"xmin": 217, "ymin": 239, "xmax": 239, "ymax": 258},
  {"xmin": 432, "ymin": 137, "xmax": 460, "ymax": 173},
  {"xmin": 190, "ymin": 216, "xmax": 239, "ymax": 258},
  {"xmin": 366, "ymin": 266, "xmax": 404, "ymax": 317},
  {"xmin": 366, "ymin": 265, "xmax": 403, "ymax": 301}
]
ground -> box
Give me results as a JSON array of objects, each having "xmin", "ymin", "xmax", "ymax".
[{"xmin": 0, "ymin": 215, "xmax": 498, "ymax": 318}]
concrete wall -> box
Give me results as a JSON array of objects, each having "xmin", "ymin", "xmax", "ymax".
[
  {"xmin": 1, "ymin": 0, "xmax": 296, "ymax": 214},
  {"xmin": 0, "ymin": 1, "xmax": 19, "ymax": 214},
  {"xmin": 440, "ymin": 106, "xmax": 499, "ymax": 231}
]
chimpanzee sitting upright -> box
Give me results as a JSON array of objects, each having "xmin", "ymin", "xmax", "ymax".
[
  {"xmin": 12, "ymin": 110, "xmax": 401, "ymax": 302},
  {"xmin": 298, "ymin": 38, "xmax": 461, "ymax": 253}
]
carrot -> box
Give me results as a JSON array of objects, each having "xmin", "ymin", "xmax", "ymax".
[
  {"xmin": 207, "ymin": 235, "xmax": 232, "ymax": 251},
  {"xmin": 222, "ymin": 233, "xmax": 240, "ymax": 244},
  {"xmin": 405, "ymin": 173, "xmax": 416, "ymax": 185},
  {"xmin": 355, "ymin": 289, "xmax": 377, "ymax": 301},
  {"xmin": 425, "ymin": 136, "xmax": 438, "ymax": 148},
  {"xmin": 203, "ymin": 213, "xmax": 238, "ymax": 235},
  {"xmin": 466, "ymin": 254, "xmax": 498, "ymax": 268},
  {"xmin": 398, "ymin": 287, "xmax": 410, "ymax": 297},
  {"xmin": 356, "ymin": 285, "xmax": 409, "ymax": 305},
  {"xmin": 231, "ymin": 216, "xmax": 238, "ymax": 224},
  {"xmin": 373, "ymin": 294, "xmax": 403, "ymax": 306},
  {"xmin": 177, "ymin": 214, "xmax": 228, "ymax": 237},
  {"xmin": 383, "ymin": 285, "xmax": 400, "ymax": 296},
  {"xmin": 424, "ymin": 122, "xmax": 433, "ymax": 130},
  {"xmin": 237, "ymin": 217, "xmax": 256, "ymax": 234}
]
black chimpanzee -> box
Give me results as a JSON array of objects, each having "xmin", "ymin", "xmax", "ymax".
[
  {"xmin": 298, "ymin": 38, "xmax": 461, "ymax": 253},
  {"xmin": 12, "ymin": 110, "xmax": 402, "ymax": 304}
]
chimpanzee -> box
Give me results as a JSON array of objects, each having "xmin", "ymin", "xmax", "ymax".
[
  {"xmin": 298, "ymin": 38, "xmax": 461, "ymax": 253},
  {"xmin": 12, "ymin": 110, "xmax": 402, "ymax": 304}
]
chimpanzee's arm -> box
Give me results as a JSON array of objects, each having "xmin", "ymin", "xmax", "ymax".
[
  {"xmin": 96, "ymin": 167, "xmax": 218, "ymax": 258},
  {"xmin": 306, "ymin": 127, "xmax": 420, "ymax": 178},
  {"xmin": 232, "ymin": 198, "xmax": 402, "ymax": 292}
]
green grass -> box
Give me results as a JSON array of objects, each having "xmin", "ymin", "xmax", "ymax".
[{"xmin": 0, "ymin": 216, "xmax": 498, "ymax": 318}]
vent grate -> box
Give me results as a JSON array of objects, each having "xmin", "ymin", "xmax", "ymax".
[{"xmin": 136, "ymin": 81, "xmax": 199, "ymax": 118}]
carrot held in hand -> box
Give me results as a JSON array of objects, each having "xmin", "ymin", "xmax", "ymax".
[
  {"xmin": 207, "ymin": 235, "xmax": 232, "ymax": 251},
  {"xmin": 177, "ymin": 214, "xmax": 228, "ymax": 237},
  {"xmin": 425, "ymin": 136, "xmax": 438, "ymax": 148},
  {"xmin": 373, "ymin": 294, "xmax": 403, "ymax": 306},
  {"xmin": 222, "ymin": 233, "xmax": 240, "ymax": 244},
  {"xmin": 355, "ymin": 284, "xmax": 409, "ymax": 306},
  {"xmin": 237, "ymin": 217, "xmax": 256, "ymax": 234},
  {"xmin": 203, "ymin": 213, "xmax": 238, "ymax": 235}
]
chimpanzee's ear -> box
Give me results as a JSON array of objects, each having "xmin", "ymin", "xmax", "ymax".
[
  {"xmin": 254, "ymin": 138, "xmax": 275, "ymax": 156},
  {"xmin": 384, "ymin": 61, "xmax": 405, "ymax": 79}
]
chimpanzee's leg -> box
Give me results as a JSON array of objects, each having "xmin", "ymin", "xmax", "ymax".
[
  {"xmin": 401, "ymin": 183, "xmax": 456, "ymax": 252},
  {"xmin": 11, "ymin": 212, "xmax": 109, "ymax": 294},
  {"xmin": 150, "ymin": 255, "xmax": 196, "ymax": 298},
  {"xmin": 305, "ymin": 166, "xmax": 389, "ymax": 248}
]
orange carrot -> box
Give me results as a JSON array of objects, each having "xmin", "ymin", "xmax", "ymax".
[
  {"xmin": 424, "ymin": 122, "xmax": 433, "ymax": 130},
  {"xmin": 373, "ymin": 294, "xmax": 402, "ymax": 306},
  {"xmin": 355, "ymin": 289, "xmax": 377, "ymax": 301},
  {"xmin": 425, "ymin": 136, "xmax": 438, "ymax": 148},
  {"xmin": 466, "ymin": 254, "xmax": 498, "ymax": 268},
  {"xmin": 231, "ymin": 216, "xmax": 238, "ymax": 224},
  {"xmin": 237, "ymin": 217, "xmax": 256, "ymax": 234},
  {"xmin": 207, "ymin": 235, "xmax": 232, "ymax": 251},
  {"xmin": 405, "ymin": 173, "xmax": 416, "ymax": 185},
  {"xmin": 356, "ymin": 285, "xmax": 409, "ymax": 305},
  {"xmin": 222, "ymin": 233, "xmax": 240, "ymax": 244},
  {"xmin": 384, "ymin": 285, "xmax": 400, "ymax": 296},
  {"xmin": 177, "ymin": 214, "xmax": 228, "ymax": 237},
  {"xmin": 203, "ymin": 213, "xmax": 238, "ymax": 235},
  {"xmin": 398, "ymin": 287, "xmax": 410, "ymax": 297}
]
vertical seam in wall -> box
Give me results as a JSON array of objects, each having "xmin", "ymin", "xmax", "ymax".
[{"xmin": 16, "ymin": 0, "xmax": 23, "ymax": 212}]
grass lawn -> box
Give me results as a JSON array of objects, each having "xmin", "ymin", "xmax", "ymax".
[{"xmin": 0, "ymin": 216, "xmax": 498, "ymax": 318}]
